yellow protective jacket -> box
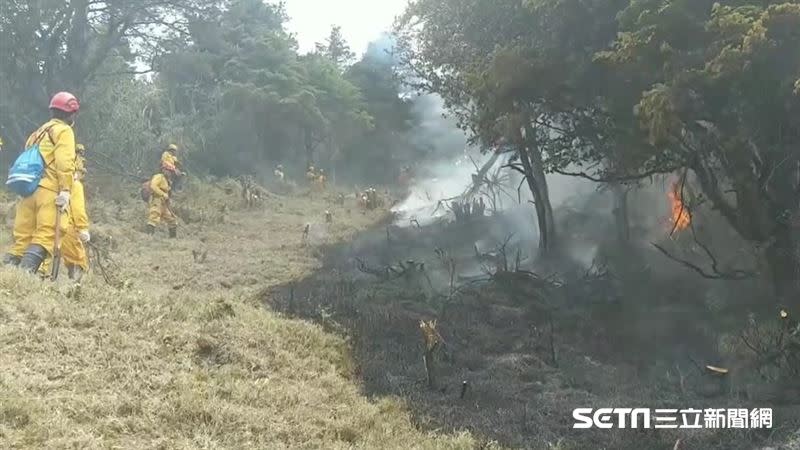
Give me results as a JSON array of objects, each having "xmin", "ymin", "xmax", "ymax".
[
  {"xmin": 26, "ymin": 119, "xmax": 75, "ymax": 193},
  {"xmin": 150, "ymin": 173, "xmax": 171, "ymax": 199},
  {"xmin": 161, "ymin": 151, "xmax": 179, "ymax": 169}
]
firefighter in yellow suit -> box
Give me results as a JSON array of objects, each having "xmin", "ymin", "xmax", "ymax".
[
  {"xmin": 3, "ymin": 92, "xmax": 79, "ymax": 273},
  {"xmin": 147, "ymin": 164, "xmax": 178, "ymax": 238},
  {"xmin": 40, "ymin": 144, "xmax": 91, "ymax": 280},
  {"xmin": 161, "ymin": 143, "xmax": 184, "ymax": 190},
  {"xmin": 62, "ymin": 144, "xmax": 91, "ymax": 279},
  {"xmin": 161, "ymin": 143, "xmax": 180, "ymax": 169}
]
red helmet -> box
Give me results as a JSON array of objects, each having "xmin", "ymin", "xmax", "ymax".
[{"xmin": 49, "ymin": 92, "xmax": 80, "ymax": 113}]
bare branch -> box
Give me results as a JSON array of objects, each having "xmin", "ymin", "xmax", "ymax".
[
  {"xmin": 554, "ymin": 166, "xmax": 680, "ymax": 183},
  {"xmin": 93, "ymin": 68, "xmax": 156, "ymax": 77},
  {"xmin": 651, "ymin": 243, "xmax": 754, "ymax": 281}
]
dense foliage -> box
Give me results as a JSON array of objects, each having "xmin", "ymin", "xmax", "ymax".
[
  {"xmin": 0, "ymin": 0, "xmax": 422, "ymax": 183},
  {"xmin": 397, "ymin": 0, "xmax": 800, "ymax": 300}
]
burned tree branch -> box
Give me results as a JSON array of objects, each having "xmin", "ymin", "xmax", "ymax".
[
  {"xmin": 356, "ymin": 257, "xmax": 427, "ymax": 282},
  {"xmin": 548, "ymin": 314, "xmax": 558, "ymax": 368},
  {"xmin": 496, "ymin": 234, "xmax": 515, "ymax": 273},
  {"xmin": 553, "ymin": 166, "xmax": 680, "ymax": 183},
  {"xmin": 651, "ymin": 243, "xmax": 754, "ymax": 281},
  {"xmin": 420, "ymin": 320, "xmax": 443, "ymax": 389},
  {"xmin": 355, "ymin": 257, "xmax": 390, "ymax": 279},
  {"xmin": 688, "ymin": 219, "xmax": 756, "ymax": 280}
]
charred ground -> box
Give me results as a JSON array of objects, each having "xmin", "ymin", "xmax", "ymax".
[{"xmin": 265, "ymin": 197, "xmax": 800, "ymax": 450}]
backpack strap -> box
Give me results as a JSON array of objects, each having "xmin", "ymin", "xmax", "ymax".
[
  {"xmin": 31, "ymin": 123, "xmax": 57, "ymax": 148},
  {"xmin": 30, "ymin": 123, "xmax": 60, "ymax": 168}
]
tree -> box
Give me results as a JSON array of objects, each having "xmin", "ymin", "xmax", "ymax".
[
  {"xmin": 398, "ymin": 0, "xmax": 800, "ymax": 299},
  {"xmin": 0, "ymin": 0, "xmax": 218, "ymax": 153},
  {"xmin": 79, "ymin": 64, "xmax": 161, "ymax": 178},
  {"xmin": 597, "ymin": 2, "xmax": 800, "ymax": 300},
  {"xmin": 157, "ymin": 0, "xmax": 372, "ymax": 177},
  {"xmin": 300, "ymin": 53, "xmax": 373, "ymax": 173},
  {"xmin": 395, "ymin": 0, "xmax": 628, "ymax": 255},
  {"xmin": 344, "ymin": 37, "xmax": 417, "ymax": 183},
  {"xmin": 315, "ymin": 25, "xmax": 356, "ymax": 69}
]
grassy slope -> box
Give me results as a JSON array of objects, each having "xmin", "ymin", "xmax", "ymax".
[{"xmin": 0, "ymin": 182, "xmax": 480, "ymax": 449}]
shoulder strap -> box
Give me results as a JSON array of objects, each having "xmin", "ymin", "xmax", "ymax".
[
  {"xmin": 33, "ymin": 123, "xmax": 62, "ymax": 169},
  {"xmin": 31, "ymin": 123, "xmax": 58, "ymax": 147}
]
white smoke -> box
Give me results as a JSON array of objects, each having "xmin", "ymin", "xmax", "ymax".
[{"xmin": 392, "ymin": 149, "xmax": 502, "ymax": 226}]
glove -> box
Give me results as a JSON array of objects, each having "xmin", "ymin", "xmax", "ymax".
[
  {"xmin": 55, "ymin": 191, "xmax": 71, "ymax": 211},
  {"xmin": 78, "ymin": 230, "xmax": 91, "ymax": 243}
]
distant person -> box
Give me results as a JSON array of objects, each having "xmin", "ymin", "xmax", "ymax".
[
  {"xmin": 146, "ymin": 163, "xmax": 179, "ymax": 238},
  {"xmin": 316, "ymin": 169, "xmax": 327, "ymax": 191},
  {"xmin": 274, "ymin": 164, "xmax": 285, "ymax": 182},
  {"xmin": 161, "ymin": 143, "xmax": 185, "ymax": 191},
  {"xmin": 0, "ymin": 135, "xmax": 4, "ymax": 152},
  {"xmin": 160, "ymin": 143, "xmax": 180, "ymax": 170},
  {"xmin": 306, "ymin": 165, "xmax": 317, "ymax": 184},
  {"xmin": 398, "ymin": 165, "xmax": 412, "ymax": 186},
  {"xmin": 3, "ymin": 92, "xmax": 79, "ymax": 272}
]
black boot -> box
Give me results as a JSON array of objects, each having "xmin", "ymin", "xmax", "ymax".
[
  {"xmin": 18, "ymin": 244, "xmax": 48, "ymax": 274},
  {"xmin": 2, "ymin": 253, "xmax": 21, "ymax": 267},
  {"xmin": 146, "ymin": 224, "xmax": 156, "ymax": 235},
  {"xmin": 168, "ymin": 227, "xmax": 177, "ymax": 239}
]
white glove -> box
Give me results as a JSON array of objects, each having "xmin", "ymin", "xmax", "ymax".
[
  {"xmin": 78, "ymin": 230, "xmax": 91, "ymax": 243},
  {"xmin": 55, "ymin": 191, "xmax": 71, "ymax": 211}
]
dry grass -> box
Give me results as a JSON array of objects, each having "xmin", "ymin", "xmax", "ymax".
[{"xmin": 0, "ymin": 181, "xmax": 482, "ymax": 449}]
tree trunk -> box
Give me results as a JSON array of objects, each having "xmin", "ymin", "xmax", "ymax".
[
  {"xmin": 611, "ymin": 183, "xmax": 630, "ymax": 245},
  {"xmin": 528, "ymin": 141, "xmax": 556, "ymax": 247},
  {"xmin": 515, "ymin": 121, "xmax": 557, "ymax": 255},
  {"xmin": 518, "ymin": 142, "xmax": 556, "ymax": 255},
  {"xmin": 304, "ymin": 129, "xmax": 315, "ymax": 168}
]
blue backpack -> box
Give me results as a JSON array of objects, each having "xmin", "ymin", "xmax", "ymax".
[{"xmin": 6, "ymin": 125, "xmax": 55, "ymax": 197}]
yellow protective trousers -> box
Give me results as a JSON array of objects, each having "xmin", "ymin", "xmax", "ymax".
[
  {"xmin": 147, "ymin": 196, "xmax": 177, "ymax": 227},
  {"xmin": 38, "ymin": 217, "xmax": 88, "ymax": 275},
  {"xmin": 10, "ymin": 188, "xmax": 59, "ymax": 257},
  {"xmin": 61, "ymin": 229, "xmax": 88, "ymax": 271}
]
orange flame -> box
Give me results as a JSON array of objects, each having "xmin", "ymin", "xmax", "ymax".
[{"xmin": 668, "ymin": 182, "xmax": 690, "ymax": 232}]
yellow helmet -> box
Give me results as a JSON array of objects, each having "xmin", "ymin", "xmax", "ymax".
[
  {"xmin": 76, "ymin": 143, "xmax": 85, "ymax": 152},
  {"xmin": 167, "ymin": 143, "xmax": 178, "ymax": 152}
]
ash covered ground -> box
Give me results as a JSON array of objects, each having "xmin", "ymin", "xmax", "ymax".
[{"xmin": 264, "ymin": 153, "xmax": 800, "ymax": 450}]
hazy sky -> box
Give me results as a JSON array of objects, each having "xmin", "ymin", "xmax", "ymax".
[{"xmin": 284, "ymin": 0, "xmax": 409, "ymax": 56}]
